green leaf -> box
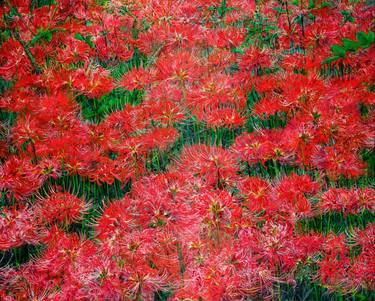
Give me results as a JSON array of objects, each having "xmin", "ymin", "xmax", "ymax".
[
  {"xmin": 320, "ymin": 1, "xmax": 332, "ymax": 8},
  {"xmin": 31, "ymin": 28, "xmax": 59, "ymax": 45},
  {"xmin": 356, "ymin": 31, "xmax": 369, "ymax": 47},
  {"xmin": 231, "ymin": 47, "xmax": 244, "ymax": 54},
  {"xmin": 74, "ymin": 32, "xmax": 85, "ymax": 42},
  {"xmin": 45, "ymin": 31, "xmax": 52, "ymax": 42},
  {"xmin": 342, "ymin": 38, "xmax": 359, "ymax": 52},
  {"xmin": 340, "ymin": 10, "xmax": 355, "ymax": 23},
  {"xmin": 74, "ymin": 33, "xmax": 95, "ymax": 49},
  {"xmin": 331, "ymin": 45, "xmax": 346, "ymax": 57},
  {"xmin": 321, "ymin": 56, "xmax": 340, "ymax": 65},
  {"xmin": 272, "ymin": 7, "xmax": 286, "ymax": 14},
  {"xmin": 367, "ymin": 30, "xmax": 374, "ymax": 43},
  {"xmin": 21, "ymin": 139, "xmax": 32, "ymax": 152},
  {"xmin": 31, "ymin": 31, "xmax": 45, "ymax": 46}
]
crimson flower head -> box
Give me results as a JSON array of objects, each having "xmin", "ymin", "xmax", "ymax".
[
  {"xmin": 206, "ymin": 108, "xmax": 245, "ymax": 129},
  {"xmin": 319, "ymin": 187, "xmax": 375, "ymax": 215},
  {"xmin": 0, "ymin": 156, "xmax": 44, "ymax": 201},
  {"xmin": 193, "ymin": 189, "xmax": 242, "ymax": 237},
  {"xmin": 312, "ymin": 146, "xmax": 367, "ymax": 179},
  {"xmin": 0, "ymin": 205, "xmax": 42, "ymax": 251},
  {"xmin": 238, "ymin": 176, "xmax": 271, "ymax": 212},
  {"xmin": 232, "ymin": 129, "xmax": 294, "ymax": 166},
  {"xmin": 0, "ymin": 39, "xmax": 31, "ymax": 81},
  {"xmin": 36, "ymin": 191, "xmax": 88, "ymax": 226},
  {"xmin": 239, "ymin": 46, "xmax": 272, "ymax": 72},
  {"xmin": 156, "ymin": 51, "xmax": 203, "ymax": 83},
  {"xmin": 176, "ymin": 144, "xmax": 240, "ymax": 188},
  {"xmin": 273, "ymin": 173, "xmax": 319, "ymax": 217},
  {"xmin": 146, "ymin": 99, "xmax": 185, "ymax": 126},
  {"xmin": 118, "ymin": 67, "xmax": 152, "ymax": 91},
  {"xmin": 72, "ymin": 66, "xmax": 114, "ymax": 98}
]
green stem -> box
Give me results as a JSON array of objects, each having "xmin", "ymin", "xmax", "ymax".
[{"xmin": 11, "ymin": 29, "xmax": 42, "ymax": 74}]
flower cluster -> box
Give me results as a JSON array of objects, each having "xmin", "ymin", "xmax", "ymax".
[
  {"xmin": 0, "ymin": 0, "xmax": 374, "ymax": 300},
  {"xmin": 1, "ymin": 161, "xmax": 374, "ymax": 300}
]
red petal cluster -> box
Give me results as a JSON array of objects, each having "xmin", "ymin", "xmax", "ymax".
[{"xmin": 0, "ymin": 0, "xmax": 374, "ymax": 300}]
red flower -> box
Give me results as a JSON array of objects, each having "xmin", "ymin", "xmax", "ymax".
[
  {"xmin": 119, "ymin": 67, "xmax": 152, "ymax": 91},
  {"xmin": 177, "ymin": 144, "xmax": 239, "ymax": 188},
  {"xmin": 238, "ymin": 177, "xmax": 271, "ymax": 212},
  {"xmin": 36, "ymin": 192, "xmax": 88, "ymax": 225}
]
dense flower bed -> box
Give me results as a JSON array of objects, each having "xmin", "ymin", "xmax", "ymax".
[{"xmin": 0, "ymin": 0, "xmax": 374, "ymax": 300}]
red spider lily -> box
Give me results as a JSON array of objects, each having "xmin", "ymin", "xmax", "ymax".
[
  {"xmin": 173, "ymin": 244, "xmax": 262, "ymax": 301},
  {"xmin": 154, "ymin": 22, "xmax": 203, "ymax": 53},
  {"xmin": 0, "ymin": 39, "xmax": 31, "ymax": 80},
  {"xmin": 104, "ymin": 104, "xmax": 151, "ymax": 136},
  {"xmin": 177, "ymin": 144, "xmax": 240, "ymax": 188},
  {"xmin": 0, "ymin": 205, "xmax": 43, "ymax": 250},
  {"xmin": 238, "ymin": 177, "xmax": 271, "ymax": 212},
  {"xmin": 80, "ymin": 153, "xmax": 134, "ymax": 185},
  {"xmin": 34, "ymin": 158, "xmax": 61, "ymax": 179},
  {"xmin": 207, "ymin": 48, "xmax": 236, "ymax": 70},
  {"xmin": 318, "ymin": 234, "xmax": 352, "ymax": 291},
  {"xmin": 119, "ymin": 127, "xmax": 178, "ymax": 159},
  {"xmin": 280, "ymin": 118, "xmax": 318, "ymax": 167},
  {"xmin": 35, "ymin": 192, "xmax": 88, "ymax": 226},
  {"xmin": 232, "ymin": 129, "xmax": 294, "ymax": 166},
  {"xmin": 205, "ymin": 108, "xmax": 245, "ymax": 128},
  {"xmin": 272, "ymin": 173, "xmax": 319, "ymax": 217},
  {"xmin": 204, "ymin": 26, "xmax": 245, "ymax": 49},
  {"xmin": 146, "ymin": 80, "xmax": 184, "ymax": 103},
  {"xmin": 71, "ymin": 66, "xmax": 114, "ymax": 99},
  {"xmin": 312, "ymin": 146, "xmax": 367, "ymax": 179},
  {"xmin": 346, "ymin": 224, "xmax": 375, "ymax": 291},
  {"xmin": 56, "ymin": 37, "xmax": 94, "ymax": 65},
  {"xmin": 0, "ymin": 140, "xmax": 8, "ymax": 159},
  {"xmin": 238, "ymin": 46, "xmax": 273, "ymax": 72},
  {"xmin": 0, "ymin": 156, "xmax": 44, "ymax": 200},
  {"xmin": 318, "ymin": 187, "xmax": 375, "ymax": 215},
  {"xmin": 280, "ymin": 52, "xmax": 308, "ymax": 72},
  {"xmin": 253, "ymin": 97, "xmax": 284, "ymax": 117},
  {"xmin": 155, "ymin": 51, "xmax": 203, "ymax": 84},
  {"xmin": 186, "ymin": 73, "xmax": 247, "ymax": 115},
  {"xmin": 254, "ymin": 73, "xmax": 326, "ymax": 117},
  {"xmin": 0, "ymin": 0, "xmax": 374, "ymax": 299},
  {"xmin": 118, "ymin": 67, "xmax": 152, "ymax": 91},
  {"xmin": 130, "ymin": 175, "xmax": 196, "ymax": 234},
  {"xmin": 12, "ymin": 101, "xmax": 87, "ymax": 158},
  {"xmin": 193, "ymin": 190, "xmax": 242, "ymax": 242},
  {"xmin": 147, "ymin": 99, "xmax": 185, "ymax": 127}
]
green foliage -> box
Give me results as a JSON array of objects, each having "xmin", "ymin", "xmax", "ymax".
[
  {"xmin": 154, "ymin": 290, "xmax": 173, "ymax": 301},
  {"xmin": 342, "ymin": 38, "xmax": 359, "ymax": 52},
  {"xmin": 297, "ymin": 211, "xmax": 375, "ymax": 235},
  {"xmin": 242, "ymin": 11, "xmax": 279, "ymax": 49},
  {"xmin": 0, "ymin": 244, "xmax": 45, "ymax": 268},
  {"xmin": 340, "ymin": 10, "xmax": 355, "ymax": 24},
  {"xmin": 74, "ymin": 33, "xmax": 95, "ymax": 49},
  {"xmin": 108, "ymin": 49, "xmax": 148, "ymax": 79},
  {"xmin": 331, "ymin": 45, "xmax": 346, "ymax": 57},
  {"xmin": 77, "ymin": 88, "xmax": 144, "ymax": 123},
  {"xmin": 356, "ymin": 30, "xmax": 374, "ymax": 48},
  {"xmin": 279, "ymin": 280, "xmax": 373, "ymax": 301},
  {"xmin": 361, "ymin": 149, "xmax": 375, "ymax": 177},
  {"xmin": 322, "ymin": 30, "xmax": 375, "ymax": 65},
  {"xmin": 0, "ymin": 77, "xmax": 13, "ymax": 94},
  {"xmin": 30, "ymin": 0, "xmax": 56, "ymax": 10}
]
